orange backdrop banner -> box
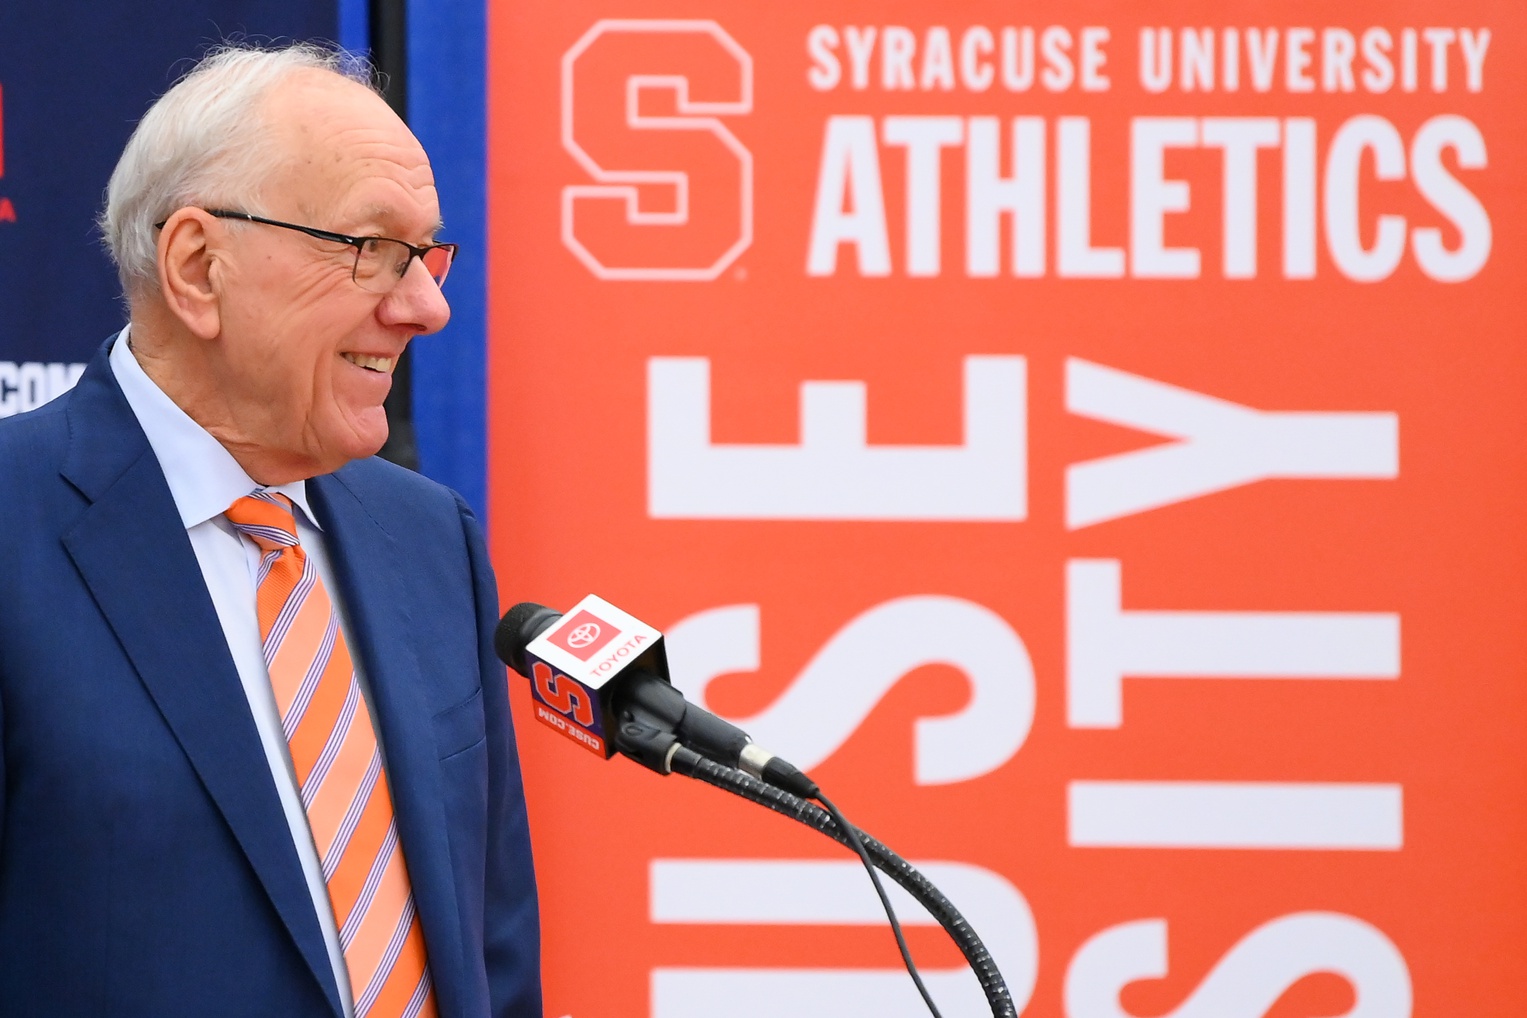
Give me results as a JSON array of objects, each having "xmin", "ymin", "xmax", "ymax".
[{"xmin": 486, "ymin": 3, "xmax": 1524, "ymax": 1015}]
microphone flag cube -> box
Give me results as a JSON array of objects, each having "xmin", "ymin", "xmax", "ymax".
[{"xmin": 522, "ymin": 594, "xmax": 668, "ymax": 757}]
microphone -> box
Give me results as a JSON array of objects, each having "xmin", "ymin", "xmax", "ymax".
[
  {"xmin": 498, "ymin": 599, "xmax": 1014, "ymax": 1018},
  {"xmin": 496, "ymin": 596, "xmax": 817, "ymax": 797}
]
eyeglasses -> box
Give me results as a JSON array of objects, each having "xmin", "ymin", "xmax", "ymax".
[{"xmin": 155, "ymin": 208, "xmax": 457, "ymax": 293}]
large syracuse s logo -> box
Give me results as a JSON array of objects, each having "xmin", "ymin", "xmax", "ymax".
[{"xmin": 561, "ymin": 19, "xmax": 752, "ymax": 280}]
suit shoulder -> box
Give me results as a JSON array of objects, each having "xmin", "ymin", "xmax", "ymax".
[
  {"xmin": 327, "ymin": 456, "xmax": 473, "ymax": 531},
  {"xmin": 0, "ymin": 396, "xmax": 71, "ymax": 476}
]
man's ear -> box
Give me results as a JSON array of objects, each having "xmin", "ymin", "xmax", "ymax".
[{"xmin": 156, "ymin": 209, "xmax": 222, "ymax": 340}]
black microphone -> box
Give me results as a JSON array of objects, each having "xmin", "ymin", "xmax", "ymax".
[{"xmin": 496, "ymin": 596, "xmax": 817, "ymax": 797}]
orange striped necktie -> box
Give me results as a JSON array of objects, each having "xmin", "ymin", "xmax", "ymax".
[{"xmin": 225, "ymin": 492, "xmax": 437, "ymax": 1018}]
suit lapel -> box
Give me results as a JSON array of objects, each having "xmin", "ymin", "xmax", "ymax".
[
  {"xmin": 308, "ymin": 471, "xmax": 468, "ymax": 1016},
  {"xmin": 59, "ymin": 351, "xmax": 344, "ymax": 1018}
]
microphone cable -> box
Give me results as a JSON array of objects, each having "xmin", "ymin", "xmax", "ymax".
[
  {"xmin": 814, "ymin": 789, "xmax": 944, "ymax": 1018},
  {"xmin": 670, "ymin": 746, "xmax": 1016, "ymax": 1018}
]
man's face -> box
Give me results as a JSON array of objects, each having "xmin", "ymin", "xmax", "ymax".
[{"xmin": 204, "ymin": 71, "xmax": 450, "ymax": 480}]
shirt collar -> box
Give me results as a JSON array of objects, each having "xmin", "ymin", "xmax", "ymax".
[{"xmin": 109, "ymin": 326, "xmax": 321, "ymax": 532}]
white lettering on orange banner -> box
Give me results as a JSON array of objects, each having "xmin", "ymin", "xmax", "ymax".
[
  {"xmin": 806, "ymin": 113, "xmax": 1489, "ymax": 282},
  {"xmin": 1066, "ymin": 558, "xmax": 1400, "ymax": 729},
  {"xmin": 1067, "ymin": 781, "xmax": 1403, "ymax": 850},
  {"xmin": 561, "ymin": 19, "xmax": 753, "ymax": 280},
  {"xmin": 806, "ymin": 25, "xmax": 1488, "ymax": 95},
  {"xmin": 650, "ymin": 858, "xmax": 1038, "ymax": 1017},
  {"xmin": 1065, "ymin": 359, "xmax": 1399, "ymax": 529},
  {"xmin": 664, "ymin": 596, "xmax": 1033, "ymax": 784},
  {"xmin": 1065, "ymin": 913, "xmax": 1411, "ymax": 1018},
  {"xmin": 648, "ymin": 356, "xmax": 1025, "ymax": 520}
]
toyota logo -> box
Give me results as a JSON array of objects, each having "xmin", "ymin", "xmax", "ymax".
[{"xmin": 566, "ymin": 622, "xmax": 602, "ymax": 648}]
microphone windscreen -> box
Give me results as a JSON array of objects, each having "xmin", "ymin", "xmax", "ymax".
[{"xmin": 496, "ymin": 602, "xmax": 562, "ymax": 677}]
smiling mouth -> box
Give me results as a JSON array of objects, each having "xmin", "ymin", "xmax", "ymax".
[{"xmin": 342, "ymin": 352, "xmax": 395, "ymax": 373}]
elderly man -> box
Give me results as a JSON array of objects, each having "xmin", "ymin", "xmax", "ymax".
[{"xmin": 0, "ymin": 45, "xmax": 539, "ymax": 1017}]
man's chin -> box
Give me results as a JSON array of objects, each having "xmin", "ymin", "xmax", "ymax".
[
  {"xmin": 355, "ymin": 419, "xmax": 391, "ymax": 461},
  {"xmin": 330, "ymin": 408, "xmax": 392, "ymax": 468}
]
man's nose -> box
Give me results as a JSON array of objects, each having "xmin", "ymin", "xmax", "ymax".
[{"xmin": 380, "ymin": 256, "xmax": 452, "ymax": 335}]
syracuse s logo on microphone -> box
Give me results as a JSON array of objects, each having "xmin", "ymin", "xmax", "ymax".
[
  {"xmin": 561, "ymin": 19, "xmax": 753, "ymax": 280},
  {"xmin": 529, "ymin": 660, "xmax": 605, "ymax": 756},
  {"xmin": 530, "ymin": 662, "xmax": 596, "ymax": 728}
]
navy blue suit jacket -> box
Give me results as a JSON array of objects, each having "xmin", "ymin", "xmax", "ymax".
[{"xmin": 0, "ymin": 343, "xmax": 540, "ymax": 1016}]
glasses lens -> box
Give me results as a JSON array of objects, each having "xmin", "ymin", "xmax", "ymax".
[
  {"xmin": 351, "ymin": 239, "xmax": 454, "ymax": 292},
  {"xmin": 352, "ymin": 238, "xmax": 413, "ymax": 294},
  {"xmin": 421, "ymin": 245, "xmax": 454, "ymax": 287}
]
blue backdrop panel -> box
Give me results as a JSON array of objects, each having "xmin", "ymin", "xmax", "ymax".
[
  {"xmin": 0, "ymin": 2, "xmax": 339, "ymax": 372},
  {"xmin": 408, "ymin": 0, "xmax": 488, "ymax": 516}
]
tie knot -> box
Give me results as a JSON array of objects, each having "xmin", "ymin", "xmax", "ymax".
[{"xmin": 226, "ymin": 492, "xmax": 300, "ymax": 553}]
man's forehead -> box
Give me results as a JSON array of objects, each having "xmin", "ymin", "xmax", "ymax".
[
  {"xmin": 260, "ymin": 73, "xmax": 440, "ymax": 228},
  {"xmin": 264, "ymin": 74, "xmax": 417, "ymax": 155},
  {"xmin": 354, "ymin": 202, "xmax": 446, "ymax": 236}
]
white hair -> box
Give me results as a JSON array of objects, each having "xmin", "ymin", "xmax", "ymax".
[{"xmin": 100, "ymin": 43, "xmax": 376, "ymax": 297}]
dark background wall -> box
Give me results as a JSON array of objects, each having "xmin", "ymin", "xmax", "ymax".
[
  {"xmin": 0, "ymin": 0, "xmax": 487, "ymax": 506},
  {"xmin": 0, "ymin": 2, "xmax": 343, "ymax": 365}
]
